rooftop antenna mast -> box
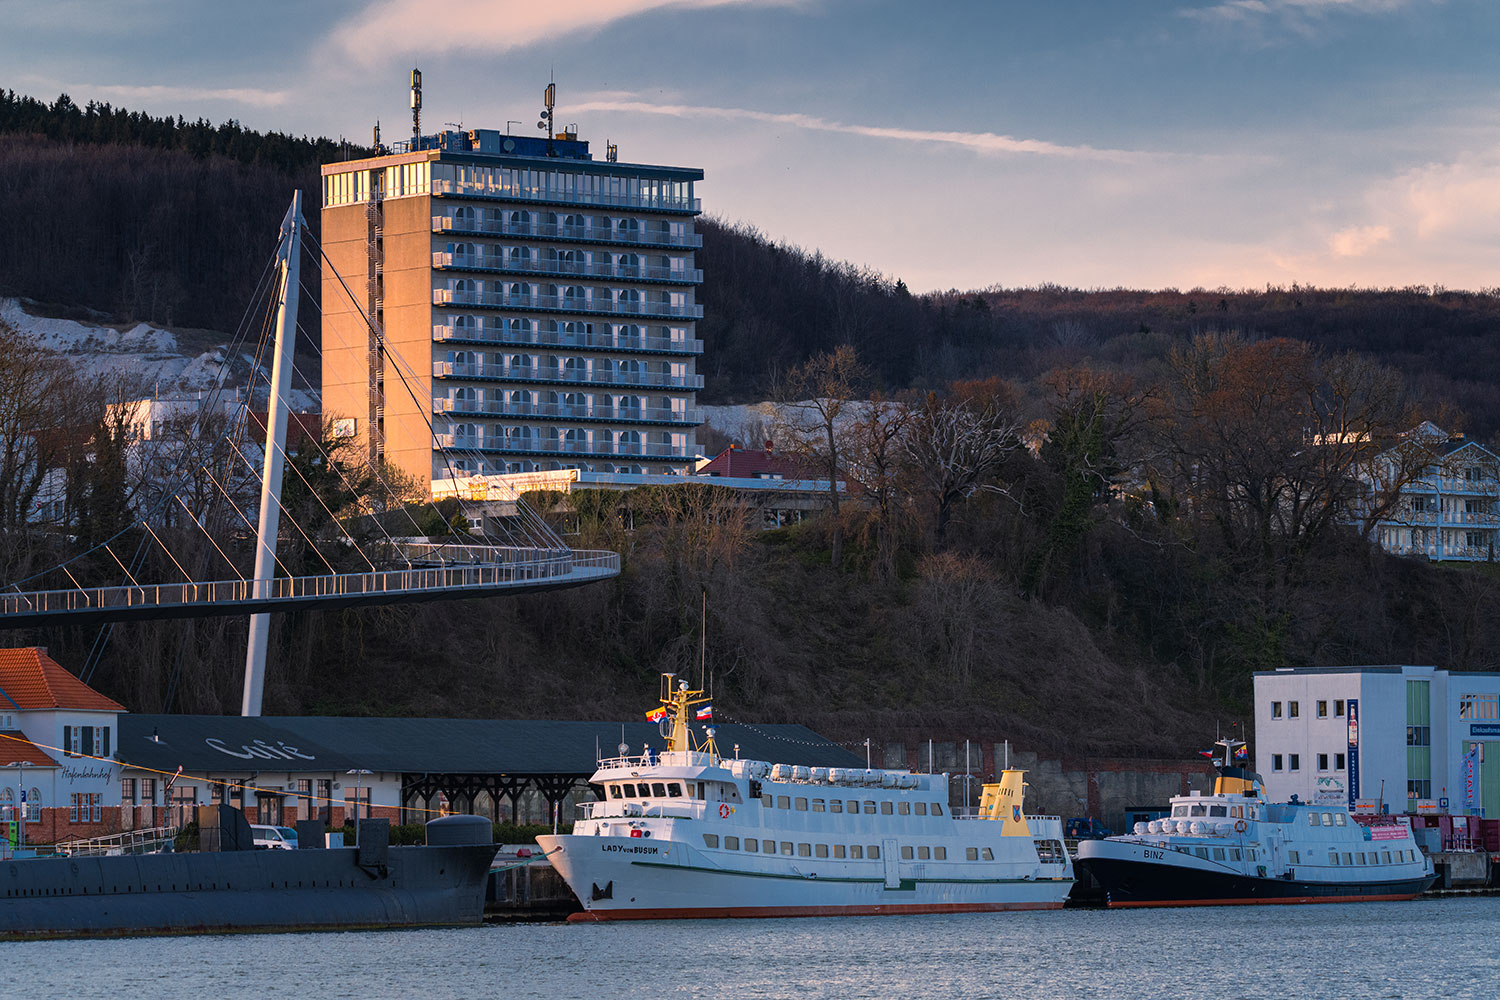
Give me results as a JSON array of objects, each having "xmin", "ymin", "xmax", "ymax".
[
  {"xmin": 538, "ymin": 75, "xmax": 555, "ymax": 157},
  {"xmin": 410, "ymin": 68, "xmax": 422, "ymax": 147}
]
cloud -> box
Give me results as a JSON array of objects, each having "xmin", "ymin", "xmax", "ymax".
[
  {"xmin": 331, "ymin": 0, "xmax": 805, "ymax": 64},
  {"xmin": 1181, "ymin": 0, "xmax": 1436, "ymax": 31},
  {"xmin": 570, "ymin": 98, "xmax": 1152, "ymax": 162},
  {"xmin": 1386, "ymin": 150, "xmax": 1500, "ymax": 241},
  {"xmin": 83, "ymin": 84, "xmax": 291, "ymax": 108},
  {"xmin": 1328, "ymin": 224, "xmax": 1392, "ymax": 256}
]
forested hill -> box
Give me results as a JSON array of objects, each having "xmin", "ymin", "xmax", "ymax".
[{"xmin": 3, "ymin": 89, "xmax": 1500, "ymax": 436}]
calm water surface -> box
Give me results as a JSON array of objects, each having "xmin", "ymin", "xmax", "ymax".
[{"xmin": 11, "ymin": 899, "xmax": 1496, "ymax": 999}]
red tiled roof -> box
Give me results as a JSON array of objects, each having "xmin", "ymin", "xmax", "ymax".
[
  {"xmin": 0, "ymin": 648, "xmax": 127, "ymax": 713},
  {"xmin": 0, "ymin": 731, "xmax": 60, "ymax": 767},
  {"xmin": 695, "ymin": 447, "xmax": 818, "ymax": 480}
]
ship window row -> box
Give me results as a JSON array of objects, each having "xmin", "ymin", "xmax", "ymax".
[
  {"xmin": 1192, "ymin": 847, "xmax": 1263, "ymax": 861},
  {"xmin": 1327, "ymin": 849, "xmax": 1416, "ymax": 866},
  {"xmin": 1306, "ymin": 811, "xmax": 1349, "ymax": 827},
  {"xmin": 762, "ymin": 795, "xmax": 944, "ymax": 817},
  {"xmin": 701, "ymin": 835, "xmax": 884, "ymax": 859},
  {"xmin": 608, "ymin": 782, "xmax": 685, "ymax": 800},
  {"xmin": 1172, "ymin": 803, "xmax": 1259, "ymax": 820}
]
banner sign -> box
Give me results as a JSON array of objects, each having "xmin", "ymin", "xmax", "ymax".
[
  {"xmin": 1347, "ymin": 699, "xmax": 1360, "ymax": 810},
  {"xmin": 1469, "ymin": 724, "xmax": 1500, "ymax": 737}
]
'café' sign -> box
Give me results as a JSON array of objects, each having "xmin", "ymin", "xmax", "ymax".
[{"xmin": 204, "ymin": 738, "xmax": 317, "ymax": 762}]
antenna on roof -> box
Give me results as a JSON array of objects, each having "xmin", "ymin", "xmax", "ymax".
[
  {"xmin": 539, "ymin": 76, "xmax": 556, "ymax": 157},
  {"xmin": 607, "ymin": 142, "xmax": 618, "ymax": 163},
  {"xmin": 410, "ymin": 68, "xmax": 423, "ymax": 146}
]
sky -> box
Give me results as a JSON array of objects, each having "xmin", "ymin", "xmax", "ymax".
[{"xmin": 3, "ymin": 0, "xmax": 1498, "ymax": 293}]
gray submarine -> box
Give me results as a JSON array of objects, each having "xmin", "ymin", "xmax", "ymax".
[{"xmin": 0, "ymin": 806, "xmax": 494, "ymax": 939}]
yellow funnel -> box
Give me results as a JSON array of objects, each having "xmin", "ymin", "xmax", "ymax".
[{"xmin": 978, "ymin": 769, "xmax": 1031, "ymax": 836}]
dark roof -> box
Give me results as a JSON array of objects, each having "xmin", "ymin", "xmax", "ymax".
[
  {"xmin": 118, "ymin": 715, "xmax": 862, "ymax": 776},
  {"xmin": 695, "ymin": 447, "xmax": 820, "ymax": 481}
]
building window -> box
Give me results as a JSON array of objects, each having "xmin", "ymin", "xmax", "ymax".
[
  {"xmin": 1406, "ymin": 726, "xmax": 1430, "ymax": 747},
  {"xmin": 344, "ymin": 787, "xmax": 371, "ymax": 820},
  {"xmin": 1408, "ymin": 779, "xmax": 1432, "ymax": 800},
  {"xmin": 1288, "ymin": 702, "xmax": 1300, "ymax": 719},
  {"xmin": 1317, "ymin": 754, "xmax": 1329, "ymax": 771},
  {"xmin": 1335, "ymin": 753, "xmax": 1346, "ymax": 770},
  {"xmin": 1271, "ymin": 702, "xmax": 1282, "ymax": 719},
  {"xmin": 1334, "ymin": 700, "xmax": 1345, "ymax": 717},
  {"xmin": 1317, "ymin": 701, "xmax": 1328, "ymax": 718},
  {"xmin": 1272, "ymin": 754, "xmax": 1284, "ymax": 771},
  {"xmin": 1289, "ymin": 754, "xmax": 1300, "ymax": 771},
  {"xmin": 122, "ymin": 777, "xmax": 137, "ymax": 805}
]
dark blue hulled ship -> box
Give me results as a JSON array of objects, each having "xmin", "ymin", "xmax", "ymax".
[
  {"xmin": 0, "ymin": 807, "xmax": 494, "ymax": 939},
  {"xmin": 1074, "ymin": 740, "xmax": 1436, "ymax": 908}
]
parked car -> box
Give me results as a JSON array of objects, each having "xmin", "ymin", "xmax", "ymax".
[{"xmin": 250, "ymin": 825, "xmax": 299, "ymax": 850}]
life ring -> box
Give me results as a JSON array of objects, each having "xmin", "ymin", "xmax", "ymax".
[
  {"xmin": 1234, "ymin": 819, "xmax": 1248, "ymax": 833},
  {"xmin": 719, "ymin": 803, "xmax": 731, "ymax": 819}
]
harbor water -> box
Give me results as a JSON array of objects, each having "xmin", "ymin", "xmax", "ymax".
[{"xmin": 10, "ymin": 898, "xmax": 1496, "ymax": 999}]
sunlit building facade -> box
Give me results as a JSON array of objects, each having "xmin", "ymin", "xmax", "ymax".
[{"xmin": 320, "ymin": 128, "xmax": 704, "ymax": 489}]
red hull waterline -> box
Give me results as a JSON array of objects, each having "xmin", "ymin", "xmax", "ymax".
[
  {"xmin": 1109, "ymin": 892, "xmax": 1422, "ymax": 909},
  {"xmin": 568, "ymin": 900, "xmax": 1065, "ymax": 922}
]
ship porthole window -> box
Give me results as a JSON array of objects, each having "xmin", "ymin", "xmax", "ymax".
[
  {"xmin": 725, "ymin": 836, "xmax": 739, "ymax": 850},
  {"xmin": 702, "ymin": 834, "xmax": 719, "ymax": 848}
]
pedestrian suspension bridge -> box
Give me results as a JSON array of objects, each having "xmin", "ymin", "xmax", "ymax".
[{"xmin": 0, "ymin": 193, "xmax": 619, "ymax": 713}]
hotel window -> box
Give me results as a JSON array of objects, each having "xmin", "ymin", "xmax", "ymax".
[
  {"xmin": 1271, "ymin": 702, "xmax": 1283, "ymax": 719},
  {"xmin": 1317, "ymin": 701, "xmax": 1328, "ymax": 718},
  {"xmin": 1289, "ymin": 702, "xmax": 1300, "ymax": 719},
  {"xmin": 1272, "ymin": 754, "xmax": 1284, "ymax": 772},
  {"xmin": 1289, "ymin": 754, "xmax": 1300, "ymax": 771},
  {"xmin": 1317, "ymin": 754, "xmax": 1329, "ymax": 771},
  {"xmin": 1336, "ymin": 753, "xmax": 1346, "ymax": 770}
]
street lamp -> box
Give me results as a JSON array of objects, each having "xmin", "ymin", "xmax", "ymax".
[
  {"xmin": 6, "ymin": 761, "xmax": 28, "ymax": 850},
  {"xmin": 346, "ymin": 769, "xmax": 373, "ymax": 843}
]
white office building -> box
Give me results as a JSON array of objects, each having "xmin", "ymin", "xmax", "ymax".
[{"xmin": 1254, "ymin": 665, "xmax": 1500, "ymax": 817}]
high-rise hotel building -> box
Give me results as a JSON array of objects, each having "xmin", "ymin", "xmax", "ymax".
[{"xmin": 320, "ymin": 127, "xmax": 703, "ymax": 489}]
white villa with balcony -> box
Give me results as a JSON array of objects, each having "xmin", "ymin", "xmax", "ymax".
[{"xmin": 1367, "ymin": 424, "xmax": 1500, "ymax": 562}]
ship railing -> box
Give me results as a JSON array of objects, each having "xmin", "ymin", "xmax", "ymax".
[
  {"xmin": 576, "ymin": 801, "xmax": 702, "ymax": 821},
  {"xmin": 595, "ymin": 750, "xmax": 717, "ymax": 769}
]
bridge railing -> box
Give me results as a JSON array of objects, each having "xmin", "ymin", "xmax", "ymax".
[{"xmin": 0, "ymin": 549, "xmax": 620, "ymax": 618}]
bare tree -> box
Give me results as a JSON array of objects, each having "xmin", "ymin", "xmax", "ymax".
[
  {"xmin": 776, "ymin": 345, "xmax": 868, "ymax": 570},
  {"xmin": 901, "ymin": 377, "xmax": 1021, "ymax": 544},
  {"xmin": 842, "ymin": 392, "xmax": 913, "ymax": 580}
]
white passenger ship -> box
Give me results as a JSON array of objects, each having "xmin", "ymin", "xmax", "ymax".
[
  {"xmin": 1074, "ymin": 740, "xmax": 1437, "ymax": 907},
  {"xmin": 538, "ymin": 675, "xmax": 1074, "ymax": 920}
]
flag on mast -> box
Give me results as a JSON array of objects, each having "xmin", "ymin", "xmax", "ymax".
[{"xmin": 695, "ymin": 705, "xmax": 713, "ymax": 721}]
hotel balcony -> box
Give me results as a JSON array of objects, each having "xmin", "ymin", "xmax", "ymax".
[
  {"xmin": 433, "ymin": 251, "xmax": 702, "ymax": 285},
  {"xmin": 433, "ymin": 323, "xmax": 703, "ymax": 356},
  {"xmin": 435, "ymin": 434, "xmax": 692, "ymax": 460},
  {"xmin": 433, "ymin": 360, "xmax": 704, "ymax": 390},
  {"xmin": 434, "ymin": 287, "xmax": 702, "ymax": 320},
  {"xmin": 431, "ymin": 177, "xmax": 700, "ymax": 214},
  {"xmin": 433, "ymin": 214, "xmax": 703, "ymax": 249},
  {"xmin": 434, "ymin": 397, "xmax": 702, "ymax": 426}
]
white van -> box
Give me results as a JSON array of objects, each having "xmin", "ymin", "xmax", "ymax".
[{"xmin": 250, "ymin": 825, "xmax": 299, "ymax": 850}]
